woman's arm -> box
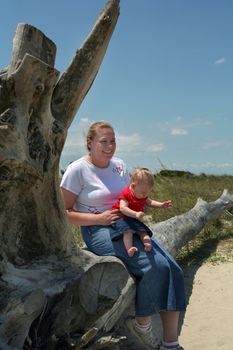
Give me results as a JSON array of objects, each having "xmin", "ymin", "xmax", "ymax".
[
  {"xmin": 146, "ymin": 198, "xmax": 172, "ymax": 209},
  {"xmin": 61, "ymin": 188, "xmax": 120, "ymax": 226}
]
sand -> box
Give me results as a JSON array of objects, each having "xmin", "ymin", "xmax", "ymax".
[
  {"xmin": 119, "ymin": 262, "xmax": 233, "ymax": 350},
  {"xmin": 179, "ymin": 262, "xmax": 233, "ymax": 350}
]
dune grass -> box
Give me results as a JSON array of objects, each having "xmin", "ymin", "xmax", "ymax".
[
  {"xmin": 148, "ymin": 172, "xmax": 233, "ymax": 265},
  {"xmin": 72, "ymin": 172, "xmax": 233, "ymax": 265}
]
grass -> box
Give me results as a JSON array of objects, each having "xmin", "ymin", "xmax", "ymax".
[
  {"xmin": 149, "ymin": 172, "xmax": 233, "ymax": 265},
  {"xmin": 71, "ymin": 172, "xmax": 233, "ymax": 266}
]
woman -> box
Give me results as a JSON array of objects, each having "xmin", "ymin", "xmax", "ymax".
[{"xmin": 60, "ymin": 121, "xmax": 186, "ymax": 350}]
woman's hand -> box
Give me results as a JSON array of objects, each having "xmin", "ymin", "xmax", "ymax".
[{"xmin": 98, "ymin": 210, "xmax": 121, "ymax": 225}]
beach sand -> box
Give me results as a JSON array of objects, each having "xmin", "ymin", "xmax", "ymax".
[
  {"xmin": 179, "ymin": 262, "xmax": 233, "ymax": 350},
  {"xmin": 119, "ymin": 262, "xmax": 233, "ymax": 350}
]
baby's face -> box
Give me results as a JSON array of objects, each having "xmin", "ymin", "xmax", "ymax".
[{"xmin": 132, "ymin": 182, "xmax": 152, "ymax": 199}]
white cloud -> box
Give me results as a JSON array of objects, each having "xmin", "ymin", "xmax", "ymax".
[
  {"xmin": 195, "ymin": 162, "xmax": 233, "ymax": 172},
  {"xmin": 203, "ymin": 141, "xmax": 221, "ymax": 150},
  {"xmin": 116, "ymin": 132, "xmax": 141, "ymax": 153},
  {"xmin": 169, "ymin": 161, "xmax": 233, "ymax": 175},
  {"xmin": 159, "ymin": 117, "xmax": 211, "ymax": 135},
  {"xmin": 117, "ymin": 133, "xmax": 165, "ymax": 155},
  {"xmin": 171, "ymin": 128, "xmax": 188, "ymax": 136},
  {"xmin": 147, "ymin": 143, "xmax": 164, "ymax": 152},
  {"xmin": 185, "ymin": 119, "xmax": 212, "ymax": 127},
  {"xmin": 202, "ymin": 140, "xmax": 232, "ymax": 150},
  {"xmin": 215, "ymin": 162, "xmax": 233, "ymax": 169},
  {"xmin": 214, "ymin": 57, "xmax": 226, "ymax": 65},
  {"xmin": 60, "ymin": 117, "xmax": 93, "ymax": 167}
]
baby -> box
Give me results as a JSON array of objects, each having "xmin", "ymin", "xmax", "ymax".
[{"xmin": 112, "ymin": 167, "xmax": 172, "ymax": 256}]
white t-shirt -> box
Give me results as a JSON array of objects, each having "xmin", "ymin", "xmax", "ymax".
[{"xmin": 60, "ymin": 157, "xmax": 130, "ymax": 213}]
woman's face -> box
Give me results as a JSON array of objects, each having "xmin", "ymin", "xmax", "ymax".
[{"xmin": 88, "ymin": 127, "xmax": 116, "ymax": 165}]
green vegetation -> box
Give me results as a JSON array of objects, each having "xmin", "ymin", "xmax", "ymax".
[
  {"xmin": 148, "ymin": 172, "xmax": 233, "ymax": 265},
  {"xmin": 71, "ymin": 172, "xmax": 233, "ymax": 266}
]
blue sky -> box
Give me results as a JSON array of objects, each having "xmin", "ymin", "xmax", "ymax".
[{"xmin": 1, "ymin": 0, "xmax": 233, "ymax": 175}]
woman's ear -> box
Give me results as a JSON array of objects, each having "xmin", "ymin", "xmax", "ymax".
[{"xmin": 87, "ymin": 138, "xmax": 91, "ymax": 151}]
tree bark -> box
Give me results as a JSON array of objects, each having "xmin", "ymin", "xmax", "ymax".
[
  {"xmin": 0, "ymin": 1, "xmax": 132, "ymax": 349},
  {"xmin": 0, "ymin": 1, "xmax": 233, "ymax": 349},
  {"xmin": 0, "ymin": 0, "xmax": 120, "ymax": 265}
]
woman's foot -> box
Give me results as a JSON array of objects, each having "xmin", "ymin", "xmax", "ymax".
[
  {"xmin": 160, "ymin": 346, "xmax": 184, "ymax": 350},
  {"xmin": 127, "ymin": 246, "xmax": 138, "ymax": 256},
  {"xmin": 159, "ymin": 340, "xmax": 184, "ymax": 349},
  {"xmin": 125, "ymin": 317, "xmax": 160, "ymax": 349}
]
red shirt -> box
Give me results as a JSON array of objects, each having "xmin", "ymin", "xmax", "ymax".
[{"xmin": 112, "ymin": 186, "xmax": 147, "ymax": 212}]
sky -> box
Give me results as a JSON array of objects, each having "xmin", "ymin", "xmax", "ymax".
[{"xmin": 1, "ymin": 0, "xmax": 233, "ymax": 175}]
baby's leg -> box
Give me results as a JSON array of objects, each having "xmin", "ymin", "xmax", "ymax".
[
  {"xmin": 140, "ymin": 232, "xmax": 152, "ymax": 252},
  {"xmin": 123, "ymin": 231, "xmax": 138, "ymax": 257}
]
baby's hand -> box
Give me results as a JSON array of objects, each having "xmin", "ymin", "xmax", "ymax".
[
  {"xmin": 136, "ymin": 211, "xmax": 144, "ymax": 220},
  {"xmin": 162, "ymin": 200, "xmax": 172, "ymax": 208}
]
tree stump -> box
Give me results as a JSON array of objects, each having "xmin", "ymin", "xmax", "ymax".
[{"xmin": 0, "ymin": 1, "xmax": 135, "ymax": 349}]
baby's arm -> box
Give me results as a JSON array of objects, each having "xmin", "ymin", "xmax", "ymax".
[
  {"xmin": 120, "ymin": 199, "xmax": 144, "ymax": 220},
  {"xmin": 146, "ymin": 198, "xmax": 172, "ymax": 209}
]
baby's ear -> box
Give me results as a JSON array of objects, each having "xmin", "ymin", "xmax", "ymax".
[{"xmin": 131, "ymin": 182, "xmax": 136, "ymax": 189}]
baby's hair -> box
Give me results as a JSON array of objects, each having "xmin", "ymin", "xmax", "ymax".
[
  {"xmin": 131, "ymin": 167, "xmax": 154, "ymax": 187},
  {"xmin": 86, "ymin": 121, "xmax": 114, "ymax": 151}
]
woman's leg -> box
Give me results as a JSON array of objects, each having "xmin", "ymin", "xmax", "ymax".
[
  {"xmin": 135, "ymin": 313, "xmax": 182, "ymax": 349},
  {"xmin": 135, "ymin": 315, "xmax": 152, "ymax": 326},
  {"xmin": 82, "ymin": 226, "xmax": 185, "ymax": 348},
  {"xmin": 125, "ymin": 315, "xmax": 160, "ymax": 350},
  {"xmin": 160, "ymin": 311, "xmax": 180, "ymax": 342},
  {"xmin": 121, "ymin": 237, "xmax": 185, "ymax": 349},
  {"xmin": 132, "ymin": 237, "xmax": 186, "ymax": 316},
  {"xmin": 136, "ymin": 312, "xmax": 181, "ymax": 344}
]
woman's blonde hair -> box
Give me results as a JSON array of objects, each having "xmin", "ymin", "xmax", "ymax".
[
  {"xmin": 131, "ymin": 167, "xmax": 154, "ymax": 187},
  {"xmin": 86, "ymin": 121, "xmax": 114, "ymax": 151}
]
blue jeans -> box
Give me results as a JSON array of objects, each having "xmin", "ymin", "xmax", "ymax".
[
  {"xmin": 81, "ymin": 224, "xmax": 186, "ymax": 316},
  {"xmin": 110, "ymin": 217, "xmax": 153, "ymax": 240}
]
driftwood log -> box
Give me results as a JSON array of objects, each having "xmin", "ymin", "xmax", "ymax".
[
  {"xmin": 150, "ymin": 189, "xmax": 233, "ymax": 257},
  {"xmin": 0, "ymin": 0, "xmax": 233, "ymax": 349}
]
